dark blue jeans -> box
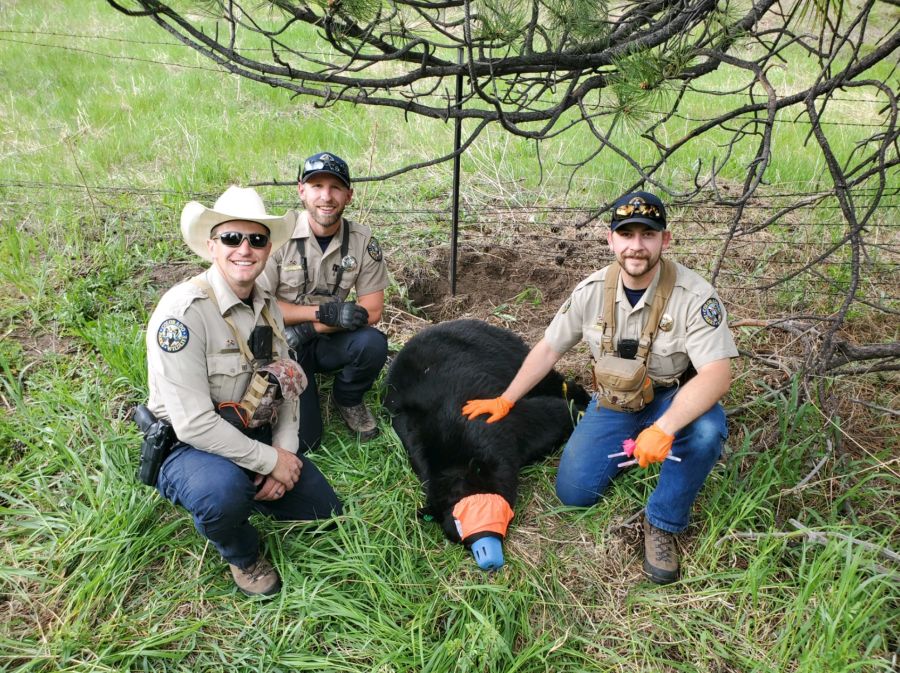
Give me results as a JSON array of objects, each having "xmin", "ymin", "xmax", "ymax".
[
  {"xmin": 157, "ymin": 443, "xmax": 342, "ymax": 568},
  {"xmin": 555, "ymin": 387, "xmax": 727, "ymax": 533},
  {"xmin": 294, "ymin": 326, "xmax": 388, "ymax": 451}
]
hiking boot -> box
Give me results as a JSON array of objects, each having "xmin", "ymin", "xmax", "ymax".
[
  {"xmin": 334, "ymin": 400, "xmax": 379, "ymax": 441},
  {"xmin": 229, "ymin": 556, "xmax": 282, "ymax": 596},
  {"xmin": 642, "ymin": 517, "xmax": 679, "ymax": 585}
]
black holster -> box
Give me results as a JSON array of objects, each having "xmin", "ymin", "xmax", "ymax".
[{"xmin": 133, "ymin": 404, "xmax": 176, "ymax": 486}]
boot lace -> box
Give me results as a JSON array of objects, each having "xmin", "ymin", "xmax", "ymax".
[
  {"xmin": 339, "ymin": 403, "xmax": 375, "ymax": 429},
  {"xmin": 241, "ymin": 559, "xmax": 276, "ymax": 582},
  {"xmin": 651, "ymin": 527, "xmax": 675, "ymax": 563}
]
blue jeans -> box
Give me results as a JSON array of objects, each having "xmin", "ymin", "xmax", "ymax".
[
  {"xmin": 157, "ymin": 444, "xmax": 342, "ymax": 568},
  {"xmin": 294, "ymin": 326, "xmax": 388, "ymax": 451},
  {"xmin": 555, "ymin": 387, "xmax": 727, "ymax": 533}
]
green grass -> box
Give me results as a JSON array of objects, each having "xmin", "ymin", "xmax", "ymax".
[{"xmin": 0, "ymin": 1, "xmax": 897, "ymax": 672}]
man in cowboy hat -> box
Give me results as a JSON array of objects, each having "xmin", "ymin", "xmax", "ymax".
[
  {"xmin": 462, "ymin": 191, "xmax": 738, "ymax": 584},
  {"xmin": 260, "ymin": 152, "xmax": 389, "ymax": 450},
  {"xmin": 144, "ymin": 185, "xmax": 342, "ymax": 597}
]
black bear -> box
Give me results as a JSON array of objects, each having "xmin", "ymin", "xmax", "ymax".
[{"xmin": 384, "ymin": 319, "xmax": 590, "ymax": 569}]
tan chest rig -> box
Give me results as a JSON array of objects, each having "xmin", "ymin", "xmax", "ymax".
[
  {"xmin": 192, "ymin": 279, "xmax": 307, "ymax": 429},
  {"xmin": 592, "ymin": 259, "xmax": 675, "ymax": 412}
]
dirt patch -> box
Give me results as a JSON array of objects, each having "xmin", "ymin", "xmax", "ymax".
[
  {"xmin": 397, "ymin": 244, "xmax": 584, "ymax": 340},
  {"xmin": 2, "ymin": 325, "xmax": 80, "ymax": 361},
  {"xmin": 384, "ymin": 241, "xmax": 601, "ymax": 383},
  {"xmin": 148, "ymin": 261, "xmax": 206, "ymax": 290}
]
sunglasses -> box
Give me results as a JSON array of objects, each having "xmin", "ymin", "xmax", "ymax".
[
  {"xmin": 613, "ymin": 199, "xmax": 664, "ymax": 222},
  {"xmin": 212, "ymin": 231, "xmax": 270, "ymax": 248}
]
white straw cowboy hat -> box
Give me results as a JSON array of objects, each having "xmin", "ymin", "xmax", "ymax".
[{"xmin": 180, "ymin": 186, "xmax": 293, "ymax": 261}]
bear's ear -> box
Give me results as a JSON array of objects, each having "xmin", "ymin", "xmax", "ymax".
[{"xmin": 564, "ymin": 378, "xmax": 591, "ymax": 409}]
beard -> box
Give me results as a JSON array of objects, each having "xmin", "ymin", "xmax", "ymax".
[
  {"xmin": 308, "ymin": 206, "xmax": 343, "ymax": 228},
  {"xmin": 617, "ymin": 251, "xmax": 661, "ymax": 282}
]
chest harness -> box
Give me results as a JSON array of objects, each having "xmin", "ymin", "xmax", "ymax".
[
  {"xmin": 592, "ymin": 258, "xmax": 676, "ymax": 412},
  {"xmin": 294, "ymin": 220, "xmax": 351, "ymax": 299},
  {"xmin": 191, "ymin": 278, "xmax": 305, "ymax": 429}
]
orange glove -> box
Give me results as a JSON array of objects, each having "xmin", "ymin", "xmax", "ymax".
[
  {"xmin": 633, "ymin": 423, "xmax": 675, "ymax": 468},
  {"xmin": 462, "ymin": 397, "xmax": 514, "ymax": 423}
]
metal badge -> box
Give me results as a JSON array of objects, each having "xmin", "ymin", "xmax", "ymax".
[
  {"xmin": 659, "ymin": 314, "xmax": 674, "ymax": 332},
  {"xmin": 341, "ymin": 255, "xmax": 358, "ymax": 271}
]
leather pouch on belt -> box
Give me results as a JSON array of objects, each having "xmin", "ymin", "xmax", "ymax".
[{"xmin": 593, "ymin": 355, "xmax": 654, "ymax": 412}]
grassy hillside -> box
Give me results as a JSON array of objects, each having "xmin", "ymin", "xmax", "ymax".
[{"xmin": 0, "ymin": 2, "xmax": 896, "ymax": 672}]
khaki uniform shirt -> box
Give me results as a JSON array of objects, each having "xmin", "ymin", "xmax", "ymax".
[
  {"xmin": 260, "ymin": 211, "xmax": 389, "ymax": 305},
  {"xmin": 146, "ymin": 265, "xmax": 299, "ymax": 474},
  {"xmin": 545, "ymin": 261, "xmax": 738, "ymax": 385}
]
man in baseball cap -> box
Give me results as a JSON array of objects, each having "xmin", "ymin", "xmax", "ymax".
[
  {"xmin": 463, "ymin": 190, "xmax": 738, "ymax": 585},
  {"xmin": 261, "ymin": 152, "xmax": 390, "ymax": 449}
]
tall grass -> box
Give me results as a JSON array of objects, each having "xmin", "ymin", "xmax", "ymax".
[{"xmin": 0, "ymin": 2, "xmax": 896, "ymax": 672}]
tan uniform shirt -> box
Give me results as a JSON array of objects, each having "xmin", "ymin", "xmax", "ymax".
[
  {"xmin": 260, "ymin": 210, "xmax": 389, "ymax": 305},
  {"xmin": 545, "ymin": 261, "xmax": 738, "ymax": 385},
  {"xmin": 146, "ymin": 265, "xmax": 299, "ymax": 474}
]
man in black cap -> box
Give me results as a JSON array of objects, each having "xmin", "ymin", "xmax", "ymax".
[
  {"xmin": 260, "ymin": 152, "xmax": 389, "ymax": 450},
  {"xmin": 463, "ymin": 191, "xmax": 738, "ymax": 584}
]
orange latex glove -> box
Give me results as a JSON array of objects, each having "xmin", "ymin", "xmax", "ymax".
[
  {"xmin": 462, "ymin": 397, "xmax": 514, "ymax": 423},
  {"xmin": 633, "ymin": 423, "xmax": 675, "ymax": 468}
]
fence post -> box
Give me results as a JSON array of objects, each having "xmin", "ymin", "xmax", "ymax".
[{"xmin": 450, "ymin": 48, "xmax": 463, "ymax": 296}]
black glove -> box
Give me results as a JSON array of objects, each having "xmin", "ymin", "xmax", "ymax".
[
  {"xmin": 285, "ymin": 322, "xmax": 317, "ymax": 349},
  {"xmin": 316, "ymin": 301, "xmax": 369, "ymax": 330}
]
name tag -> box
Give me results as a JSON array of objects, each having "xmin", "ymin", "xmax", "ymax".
[{"xmin": 283, "ymin": 264, "xmax": 304, "ymax": 272}]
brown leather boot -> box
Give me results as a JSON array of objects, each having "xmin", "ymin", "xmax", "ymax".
[
  {"xmin": 642, "ymin": 517, "xmax": 679, "ymax": 584},
  {"xmin": 229, "ymin": 556, "xmax": 282, "ymax": 596},
  {"xmin": 334, "ymin": 400, "xmax": 379, "ymax": 441}
]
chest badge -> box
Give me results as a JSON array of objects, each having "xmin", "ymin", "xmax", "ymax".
[
  {"xmin": 340, "ymin": 255, "xmax": 358, "ymax": 271},
  {"xmin": 659, "ymin": 314, "xmax": 674, "ymax": 332}
]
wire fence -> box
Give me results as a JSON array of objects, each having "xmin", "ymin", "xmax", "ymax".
[{"xmin": 3, "ymin": 180, "xmax": 898, "ymax": 315}]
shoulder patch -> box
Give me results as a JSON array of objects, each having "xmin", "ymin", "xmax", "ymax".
[
  {"xmin": 157, "ymin": 319, "xmax": 190, "ymax": 353},
  {"xmin": 367, "ymin": 237, "xmax": 383, "ymax": 262},
  {"xmin": 700, "ymin": 298, "xmax": 723, "ymax": 327},
  {"xmin": 560, "ymin": 298, "xmax": 572, "ymax": 314}
]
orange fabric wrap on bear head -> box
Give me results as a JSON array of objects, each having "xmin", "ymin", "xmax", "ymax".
[{"xmin": 452, "ymin": 493, "xmax": 515, "ymax": 541}]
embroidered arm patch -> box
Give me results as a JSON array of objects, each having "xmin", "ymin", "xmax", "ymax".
[
  {"xmin": 157, "ymin": 318, "xmax": 190, "ymax": 352},
  {"xmin": 367, "ymin": 237, "xmax": 383, "ymax": 262},
  {"xmin": 700, "ymin": 298, "xmax": 723, "ymax": 327}
]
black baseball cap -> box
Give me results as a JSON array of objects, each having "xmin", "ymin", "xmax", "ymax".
[
  {"xmin": 298, "ymin": 152, "xmax": 351, "ymax": 188},
  {"xmin": 610, "ymin": 191, "xmax": 667, "ymax": 231}
]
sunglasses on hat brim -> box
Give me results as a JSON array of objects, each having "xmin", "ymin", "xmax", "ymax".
[{"xmin": 612, "ymin": 202, "xmax": 664, "ymax": 222}]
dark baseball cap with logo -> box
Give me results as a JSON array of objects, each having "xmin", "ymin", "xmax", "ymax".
[
  {"xmin": 298, "ymin": 152, "xmax": 351, "ymax": 188},
  {"xmin": 609, "ymin": 191, "xmax": 667, "ymax": 231}
]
